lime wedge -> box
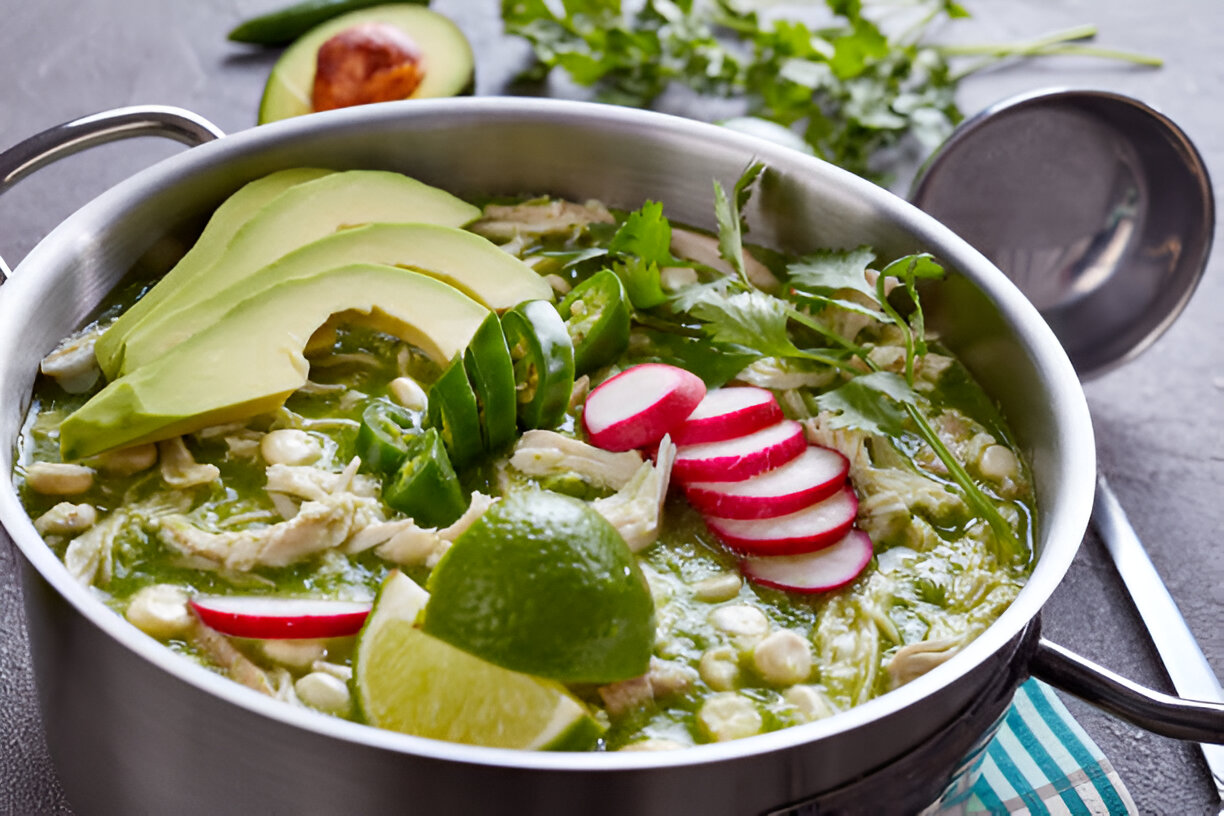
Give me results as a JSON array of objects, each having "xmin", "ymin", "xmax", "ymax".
[
  {"xmin": 423, "ymin": 490, "xmax": 655, "ymax": 684},
  {"xmin": 354, "ymin": 571, "xmax": 601, "ymax": 750}
]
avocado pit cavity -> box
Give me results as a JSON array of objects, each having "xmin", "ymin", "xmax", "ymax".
[{"xmin": 312, "ymin": 23, "xmax": 425, "ymax": 112}]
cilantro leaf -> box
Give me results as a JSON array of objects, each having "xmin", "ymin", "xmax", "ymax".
[
  {"xmin": 881, "ymin": 253, "xmax": 945, "ymax": 282},
  {"xmin": 626, "ymin": 329, "xmax": 759, "ymax": 387},
  {"xmin": 879, "ymin": 253, "xmax": 946, "ymax": 373},
  {"xmin": 611, "ymin": 257, "xmax": 668, "ymax": 309},
  {"xmin": 609, "ymin": 200, "xmax": 672, "ymax": 266},
  {"xmin": 815, "ymin": 371, "xmax": 917, "ymax": 436},
  {"xmin": 786, "ymin": 247, "xmax": 878, "ymax": 300},
  {"xmin": 945, "ymin": 2, "xmax": 971, "ymax": 19},
  {"xmin": 789, "ymin": 292, "xmax": 882, "ymax": 321},
  {"xmin": 713, "ymin": 161, "xmax": 764, "ymax": 287},
  {"xmin": 668, "ymin": 276, "xmax": 739, "ymax": 313},
  {"xmin": 829, "ymin": 18, "xmax": 890, "ymax": 81},
  {"xmin": 503, "ymin": 0, "xmax": 1154, "ymax": 183},
  {"xmin": 688, "ymin": 288, "xmax": 801, "ymax": 359},
  {"xmin": 540, "ymin": 247, "xmax": 608, "ymax": 270}
]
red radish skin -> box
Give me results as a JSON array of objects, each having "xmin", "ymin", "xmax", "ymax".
[
  {"xmin": 583, "ymin": 364, "xmax": 706, "ymax": 452},
  {"xmin": 740, "ymin": 530, "xmax": 873, "ymax": 593},
  {"xmin": 190, "ymin": 596, "xmax": 372, "ymax": 640},
  {"xmin": 672, "ymin": 420, "xmax": 805, "ymax": 484},
  {"xmin": 705, "ymin": 485, "xmax": 858, "ymax": 555},
  {"xmin": 685, "ymin": 445, "xmax": 850, "ymax": 519},
  {"xmin": 671, "ymin": 387, "xmax": 783, "ymax": 446}
]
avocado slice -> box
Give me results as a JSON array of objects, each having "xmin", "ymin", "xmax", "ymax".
[
  {"xmin": 118, "ymin": 223, "xmax": 552, "ymax": 375},
  {"xmin": 95, "ymin": 167, "xmax": 333, "ymax": 375},
  {"xmin": 258, "ymin": 6, "xmax": 474, "ymax": 125},
  {"xmin": 60, "ymin": 263, "xmax": 489, "ymax": 460},
  {"xmin": 98, "ymin": 170, "xmax": 481, "ymax": 379}
]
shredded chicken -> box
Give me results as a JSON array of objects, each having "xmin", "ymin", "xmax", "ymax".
[
  {"xmin": 568, "ymin": 375, "xmax": 591, "ymax": 412},
  {"xmin": 470, "ymin": 198, "xmax": 615, "ymax": 242},
  {"xmin": 158, "ymin": 491, "xmax": 383, "ymax": 571},
  {"xmin": 863, "ymin": 467, "xmax": 966, "ymax": 524},
  {"xmin": 592, "ymin": 435, "xmax": 675, "ymax": 552},
  {"xmin": 542, "ymin": 273, "xmax": 571, "ymax": 295},
  {"xmin": 510, "ymin": 430, "xmax": 643, "ymax": 490},
  {"xmin": 802, "ymin": 411, "xmax": 967, "ymax": 545},
  {"xmin": 598, "ymin": 674, "xmax": 653, "ymax": 718},
  {"xmin": 225, "ymin": 432, "xmax": 264, "ymax": 460},
  {"xmin": 374, "ymin": 524, "xmax": 444, "ymax": 568},
  {"xmin": 857, "ymin": 489, "xmax": 911, "ymax": 544},
  {"xmin": 801, "ymin": 413, "xmax": 872, "ymax": 477},
  {"xmin": 159, "ymin": 437, "xmax": 220, "ymax": 488},
  {"xmin": 90, "ymin": 443, "xmax": 158, "ymax": 477},
  {"xmin": 866, "ymin": 346, "xmax": 954, "ymax": 389},
  {"xmin": 64, "ymin": 509, "xmax": 126, "ymax": 586},
  {"xmin": 646, "ymin": 657, "xmax": 697, "ymax": 697},
  {"xmin": 189, "ymin": 620, "xmax": 274, "ymax": 696},
  {"xmin": 736, "ymin": 357, "xmax": 837, "ymax": 391},
  {"xmin": 368, "ymin": 492, "xmax": 498, "ymax": 568},
  {"xmin": 266, "ymin": 458, "xmax": 378, "ymax": 502},
  {"xmin": 669, "ymin": 227, "xmax": 780, "ymax": 292},
  {"xmin": 64, "ymin": 495, "xmax": 188, "ymax": 586}
]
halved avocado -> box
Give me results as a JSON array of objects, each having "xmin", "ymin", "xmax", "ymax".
[{"xmin": 258, "ymin": 5, "xmax": 474, "ymax": 124}]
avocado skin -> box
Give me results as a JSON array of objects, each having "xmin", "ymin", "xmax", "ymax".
[
  {"xmin": 229, "ymin": 0, "xmax": 426, "ymax": 46},
  {"xmin": 60, "ymin": 264, "xmax": 489, "ymax": 460},
  {"xmin": 258, "ymin": 6, "xmax": 475, "ymax": 124}
]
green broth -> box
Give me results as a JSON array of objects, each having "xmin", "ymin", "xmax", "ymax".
[{"xmin": 14, "ymin": 187, "xmax": 1036, "ymax": 751}]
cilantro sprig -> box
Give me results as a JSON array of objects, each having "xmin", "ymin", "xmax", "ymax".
[
  {"xmin": 501, "ymin": 0, "xmax": 1159, "ymax": 182},
  {"xmin": 671, "ymin": 163, "xmax": 1026, "ymax": 562}
]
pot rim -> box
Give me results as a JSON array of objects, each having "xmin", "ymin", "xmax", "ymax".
[{"xmin": 0, "ymin": 96, "xmax": 1096, "ymax": 772}]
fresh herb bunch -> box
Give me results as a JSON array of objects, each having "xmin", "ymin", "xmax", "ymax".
[
  {"xmin": 608, "ymin": 162, "xmax": 1027, "ymax": 562},
  {"xmin": 501, "ymin": 0, "xmax": 1159, "ymax": 182}
]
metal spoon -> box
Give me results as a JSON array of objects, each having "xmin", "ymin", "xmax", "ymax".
[{"xmin": 911, "ymin": 87, "xmax": 1222, "ymax": 805}]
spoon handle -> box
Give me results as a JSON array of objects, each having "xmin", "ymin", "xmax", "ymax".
[{"xmin": 1092, "ymin": 474, "xmax": 1224, "ymax": 801}]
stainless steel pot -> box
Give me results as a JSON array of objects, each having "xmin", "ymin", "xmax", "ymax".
[{"xmin": 0, "ymin": 100, "xmax": 1219, "ymax": 816}]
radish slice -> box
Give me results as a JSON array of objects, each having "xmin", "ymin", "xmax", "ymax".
[
  {"xmin": 190, "ymin": 596, "xmax": 372, "ymax": 639},
  {"xmin": 672, "ymin": 420, "xmax": 805, "ymax": 484},
  {"xmin": 671, "ymin": 387, "xmax": 783, "ymax": 446},
  {"xmin": 685, "ymin": 445, "xmax": 849, "ymax": 519},
  {"xmin": 583, "ymin": 363, "xmax": 706, "ymax": 452},
  {"xmin": 704, "ymin": 485, "xmax": 858, "ymax": 555},
  {"xmin": 740, "ymin": 530, "xmax": 873, "ymax": 593}
]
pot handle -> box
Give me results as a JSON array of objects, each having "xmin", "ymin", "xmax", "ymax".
[
  {"xmin": 0, "ymin": 105, "xmax": 226, "ymax": 284},
  {"xmin": 1032, "ymin": 638, "xmax": 1224, "ymax": 742}
]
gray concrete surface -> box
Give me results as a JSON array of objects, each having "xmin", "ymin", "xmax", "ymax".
[{"xmin": 0, "ymin": 0, "xmax": 1219, "ymax": 813}]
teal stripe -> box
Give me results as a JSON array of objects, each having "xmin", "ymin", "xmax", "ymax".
[
  {"xmin": 986, "ymin": 737, "xmax": 1051, "ymax": 815},
  {"xmin": 1025, "ymin": 681, "xmax": 1129, "ymax": 814},
  {"xmin": 1005, "ymin": 703, "xmax": 1093, "ymax": 816},
  {"xmin": 970, "ymin": 755, "xmax": 1011, "ymax": 815}
]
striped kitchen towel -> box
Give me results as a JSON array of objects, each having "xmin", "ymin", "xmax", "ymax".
[{"xmin": 932, "ymin": 678, "xmax": 1136, "ymax": 815}]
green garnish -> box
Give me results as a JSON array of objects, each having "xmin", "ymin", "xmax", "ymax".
[
  {"xmin": 501, "ymin": 0, "xmax": 1159, "ymax": 182},
  {"xmin": 713, "ymin": 160, "xmax": 765, "ymax": 285},
  {"xmin": 665, "ymin": 163, "xmax": 1027, "ymax": 563}
]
